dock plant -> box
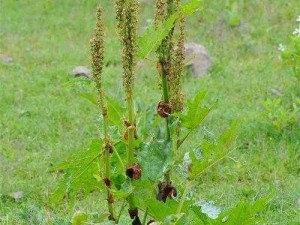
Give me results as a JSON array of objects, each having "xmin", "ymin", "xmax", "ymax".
[{"xmin": 50, "ymin": 0, "xmax": 268, "ymax": 224}]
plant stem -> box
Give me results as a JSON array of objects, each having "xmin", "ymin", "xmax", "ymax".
[
  {"xmin": 177, "ymin": 180, "xmax": 191, "ymax": 214},
  {"xmin": 117, "ymin": 200, "xmax": 127, "ymax": 223},
  {"xmin": 161, "ymin": 65, "xmax": 171, "ymax": 142},
  {"xmin": 127, "ymin": 90, "xmax": 135, "ymax": 165},
  {"xmin": 142, "ymin": 208, "xmax": 148, "ymax": 225},
  {"xmin": 126, "ymin": 89, "xmax": 138, "ymax": 216},
  {"xmin": 102, "ymin": 106, "xmax": 116, "ymax": 221}
]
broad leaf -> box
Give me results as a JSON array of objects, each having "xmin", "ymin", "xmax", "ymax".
[
  {"xmin": 137, "ymin": 140, "xmax": 172, "ymax": 181},
  {"xmin": 191, "ymin": 206, "xmax": 214, "ymax": 225},
  {"xmin": 79, "ymin": 92, "xmax": 97, "ymax": 105},
  {"xmin": 189, "ymin": 125, "xmax": 236, "ymax": 179},
  {"xmin": 79, "ymin": 92, "xmax": 125, "ymax": 128},
  {"xmin": 215, "ymin": 198, "xmax": 268, "ymax": 225},
  {"xmin": 71, "ymin": 212, "xmax": 88, "ymax": 225},
  {"xmin": 177, "ymin": 91, "xmax": 212, "ymax": 130},
  {"xmin": 49, "ymin": 140, "xmax": 102, "ymax": 203},
  {"xmin": 138, "ymin": 198, "xmax": 179, "ymax": 222},
  {"xmin": 192, "ymin": 198, "xmax": 267, "ymax": 225}
]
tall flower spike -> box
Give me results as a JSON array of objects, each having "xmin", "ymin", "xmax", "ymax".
[
  {"xmin": 90, "ymin": 7, "xmax": 116, "ymax": 221},
  {"xmin": 90, "ymin": 7, "xmax": 105, "ymax": 104},
  {"xmin": 170, "ymin": 16, "xmax": 185, "ymax": 112},
  {"xmin": 120, "ymin": 1, "xmax": 138, "ymax": 93},
  {"xmin": 115, "ymin": 0, "xmax": 125, "ymax": 32},
  {"xmin": 116, "ymin": 1, "xmax": 141, "ymax": 224},
  {"xmin": 155, "ymin": 0, "xmax": 166, "ymax": 27}
]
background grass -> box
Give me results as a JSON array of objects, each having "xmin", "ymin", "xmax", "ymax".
[{"xmin": 0, "ymin": 0, "xmax": 299, "ymax": 224}]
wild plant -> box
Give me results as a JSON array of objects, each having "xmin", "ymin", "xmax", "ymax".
[
  {"xmin": 267, "ymin": 15, "xmax": 300, "ymax": 135},
  {"xmin": 279, "ymin": 15, "xmax": 300, "ymax": 81},
  {"xmin": 50, "ymin": 1, "xmax": 267, "ymax": 224}
]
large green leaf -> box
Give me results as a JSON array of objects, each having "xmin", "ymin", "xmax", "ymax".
[
  {"xmin": 138, "ymin": 198, "xmax": 179, "ymax": 222},
  {"xmin": 215, "ymin": 198, "xmax": 268, "ymax": 225},
  {"xmin": 137, "ymin": 140, "xmax": 172, "ymax": 181},
  {"xmin": 191, "ymin": 206, "xmax": 214, "ymax": 225},
  {"xmin": 79, "ymin": 92, "xmax": 125, "ymax": 128},
  {"xmin": 189, "ymin": 125, "xmax": 236, "ymax": 179},
  {"xmin": 106, "ymin": 96, "xmax": 126, "ymax": 127},
  {"xmin": 71, "ymin": 212, "xmax": 88, "ymax": 225},
  {"xmin": 192, "ymin": 198, "xmax": 268, "ymax": 225},
  {"xmin": 49, "ymin": 140, "xmax": 102, "ymax": 203},
  {"xmin": 177, "ymin": 91, "xmax": 212, "ymax": 130}
]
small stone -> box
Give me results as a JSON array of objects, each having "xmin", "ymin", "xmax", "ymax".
[
  {"xmin": 295, "ymin": 197, "xmax": 300, "ymax": 209},
  {"xmin": 0, "ymin": 53, "xmax": 13, "ymax": 63},
  {"xmin": 269, "ymin": 87, "xmax": 283, "ymax": 97},
  {"xmin": 71, "ymin": 66, "xmax": 91, "ymax": 78},
  {"xmin": 184, "ymin": 42, "xmax": 211, "ymax": 77},
  {"xmin": 9, "ymin": 191, "xmax": 24, "ymax": 201}
]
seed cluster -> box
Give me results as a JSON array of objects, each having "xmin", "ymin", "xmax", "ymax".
[
  {"xmin": 155, "ymin": 0, "xmax": 185, "ymax": 114},
  {"xmin": 116, "ymin": 0, "xmax": 138, "ymax": 94},
  {"xmin": 170, "ymin": 16, "xmax": 185, "ymax": 112},
  {"xmin": 90, "ymin": 7, "xmax": 105, "ymax": 107}
]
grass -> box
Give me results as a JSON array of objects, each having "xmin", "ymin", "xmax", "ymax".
[{"xmin": 0, "ymin": 0, "xmax": 299, "ymax": 224}]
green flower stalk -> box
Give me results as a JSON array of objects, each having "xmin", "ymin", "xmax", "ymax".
[
  {"xmin": 116, "ymin": 0, "xmax": 141, "ymax": 224},
  {"xmin": 90, "ymin": 7, "xmax": 116, "ymax": 221},
  {"xmin": 155, "ymin": 0, "xmax": 176, "ymax": 142},
  {"xmin": 155, "ymin": 0, "xmax": 186, "ymax": 202}
]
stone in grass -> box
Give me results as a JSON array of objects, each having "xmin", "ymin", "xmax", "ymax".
[
  {"xmin": 9, "ymin": 191, "xmax": 24, "ymax": 201},
  {"xmin": 295, "ymin": 197, "xmax": 300, "ymax": 209},
  {"xmin": 71, "ymin": 66, "xmax": 91, "ymax": 78},
  {"xmin": 0, "ymin": 53, "xmax": 13, "ymax": 63},
  {"xmin": 184, "ymin": 42, "xmax": 211, "ymax": 77}
]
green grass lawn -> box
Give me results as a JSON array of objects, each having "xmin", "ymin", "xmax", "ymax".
[{"xmin": 0, "ymin": 0, "xmax": 299, "ymax": 224}]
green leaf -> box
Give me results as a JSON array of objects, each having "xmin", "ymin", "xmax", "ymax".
[
  {"xmin": 79, "ymin": 92, "xmax": 97, "ymax": 105},
  {"xmin": 226, "ymin": 2, "xmax": 241, "ymax": 28},
  {"xmin": 189, "ymin": 125, "xmax": 236, "ymax": 179},
  {"xmin": 137, "ymin": 0, "xmax": 202, "ymax": 59},
  {"xmin": 71, "ymin": 212, "xmax": 88, "ymax": 225},
  {"xmin": 78, "ymin": 92, "xmax": 125, "ymax": 128},
  {"xmin": 112, "ymin": 180, "xmax": 134, "ymax": 200},
  {"xmin": 163, "ymin": 213, "xmax": 185, "ymax": 225},
  {"xmin": 137, "ymin": 14, "xmax": 178, "ymax": 59},
  {"xmin": 138, "ymin": 198, "xmax": 179, "ymax": 222},
  {"xmin": 191, "ymin": 198, "xmax": 267, "ymax": 225},
  {"xmin": 177, "ymin": 91, "xmax": 212, "ymax": 130},
  {"xmin": 137, "ymin": 140, "xmax": 172, "ymax": 181},
  {"xmin": 216, "ymin": 198, "xmax": 268, "ymax": 225},
  {"xmin": 180, "ymin": 0, "xmax": 202, "ymax": 15},
  {"xmin": 49, "ymin": 140, "xmax": 102, "ymax": 203},
  {"xmin": 106, "ymin": 96, "xmax": 126, "ymax": 127},
  {"xmin": 190, "ymin": 206, "xmax": 214, "ymax": 225}
]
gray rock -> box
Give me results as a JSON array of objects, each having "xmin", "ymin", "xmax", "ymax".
[
  {"xmin": 0, "ymin": 53, "xmax": 13, "ymax": 63},
  {"xmin": 184, "ymin": 42, "xmax": 211, "ymax": 77},
  {"xmin": 9, "ymin": 191, "xmax": 24, "ymax": 201},
  {"xmin": 71, "ymin": 66, "xmax": 91, "ymax": 78},
  {"xmin": 295, "ymin": 197, "xmax": 300, "ymax": 209}
]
